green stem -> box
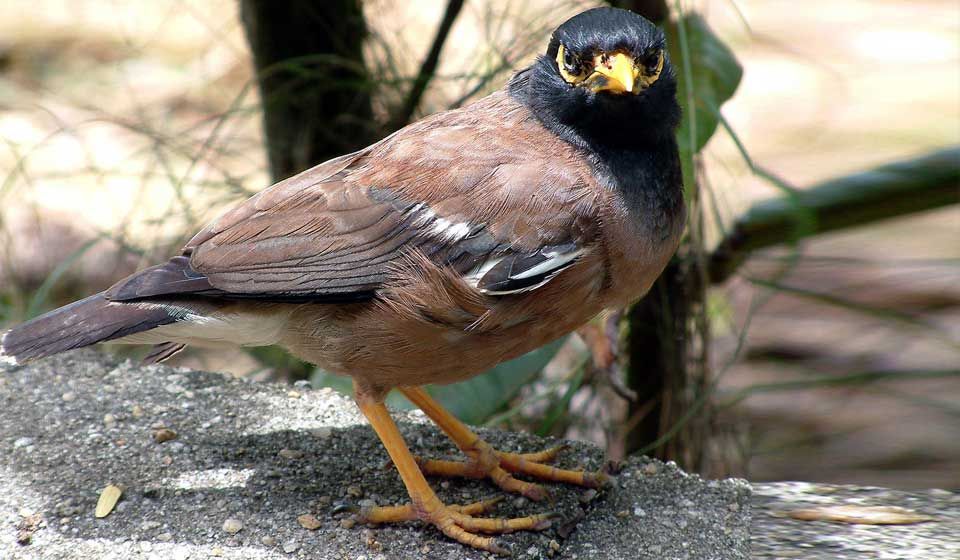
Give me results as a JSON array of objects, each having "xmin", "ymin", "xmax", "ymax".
[{"xmin": 710, "ymin": 147, "xmax": 960, "ymax": 284}]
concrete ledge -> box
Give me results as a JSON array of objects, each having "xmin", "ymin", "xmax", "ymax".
[{"xmin": 1, "ymin": 351, "xmax": 750, "ymax": 559}]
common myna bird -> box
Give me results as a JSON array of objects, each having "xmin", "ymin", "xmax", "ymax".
[{"xmin": 2, "ymin": 7, "xmax": 683, "ymax": 553}]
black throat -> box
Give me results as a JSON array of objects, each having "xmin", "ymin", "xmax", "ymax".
[{"xmin": 508, "ymin": 61, "xmax": 685, "ymax": 238}]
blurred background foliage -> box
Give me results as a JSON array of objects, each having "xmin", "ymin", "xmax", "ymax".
[{"xmin": 0, "ymin": 0, "xmax": 957, "ymax": 489}]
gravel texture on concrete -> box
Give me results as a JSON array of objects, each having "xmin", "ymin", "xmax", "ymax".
[
  {"xmin": 752, "ymin": 481, "xmax": 960, "ymax": 559},
  {"xmin": 0, "ymin": 350, "xmax": 751, "ymax": 560}
]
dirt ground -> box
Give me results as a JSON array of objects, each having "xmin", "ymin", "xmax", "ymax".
[{"xmin": 0, "ymin": 1, "xmax": 957, "ymax": 489}]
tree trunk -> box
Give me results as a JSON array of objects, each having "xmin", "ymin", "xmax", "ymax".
[
  {"xmin": 240, "ymin": 0, "xmax": 376, "ymax": 182},
  {"xmin": 605, "ymin": 0, "xmax": 713, "ymax": 471}
]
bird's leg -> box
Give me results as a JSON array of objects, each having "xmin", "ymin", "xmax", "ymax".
[
  {"xmin": 399, "ymin": 386, "xmax": 609, "ymax": 501},
  {"xmin": 353, "ymin": 392, "xmax": 553, "ymax": 555}
]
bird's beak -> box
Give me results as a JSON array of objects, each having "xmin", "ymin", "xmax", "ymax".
[{"xmin": 588, "ymin": 52, "xmax": 640, "ymax": 95}]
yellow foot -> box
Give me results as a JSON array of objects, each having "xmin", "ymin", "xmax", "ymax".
[
  {"xmin": 415, "ymin": 442, "xmax": 610, "ymax": 501},
  {"xmin": 357, "ymin": 496, "xmax": 554, "ymax": 555}
]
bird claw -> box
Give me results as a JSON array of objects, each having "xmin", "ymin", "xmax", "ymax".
[
  {"xmin": 415, "ymin": 441, "xmax": 610, "ymax": 501},
  {"xmin": 356, "ymin": 497, "xmax": 552, "ymax": 555}
]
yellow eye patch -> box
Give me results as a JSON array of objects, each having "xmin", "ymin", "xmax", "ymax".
[
  {"xmin": 556, "ymin": 43, "xmax": 665, "ymax": 93},
  {"xmin": 556, "ymin": 44, "xmax": 588, "ymax": 83},
  {"xmin": 637, "ymin": 50, "xmax": 664, "ymax": 89}
]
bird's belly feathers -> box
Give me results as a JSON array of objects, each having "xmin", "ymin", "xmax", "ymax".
[
  {"xmin": 280, "ymin": 251, "xmax": 611, "ymax": 395},
  {"xmin": 116, "ymin": 303, "xmax": 294, "ymax": 349}
]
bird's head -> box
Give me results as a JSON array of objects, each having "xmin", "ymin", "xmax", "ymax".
[{"xmin": 518, "ymin": 7, "xmax": 680, "ymax": 147}]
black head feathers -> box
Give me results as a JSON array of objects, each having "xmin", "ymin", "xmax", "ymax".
[
  {"xmin": 546, "ymin": 7, "xmax": 666, "ymax": 64},
  {"xmin": 511, "ymin": 7, "xmax": 680, "ymax": 150}
]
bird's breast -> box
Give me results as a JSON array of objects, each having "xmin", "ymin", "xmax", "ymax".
[{"xmin": 597, "ymin": 194, "xmax": 685, "ymax": 309}]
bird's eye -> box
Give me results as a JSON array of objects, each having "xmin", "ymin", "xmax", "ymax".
[
  {"xmin": 563, "ymin": 49, "xmax": 582, "ymax": 76},
  {"xmin": 641, "ymin": 50, "xmax": 663, "ymax": 75}
]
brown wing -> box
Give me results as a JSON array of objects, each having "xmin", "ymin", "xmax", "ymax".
[{"xmin": 107, "ymin": 91, "xmax": 600, "ymax": 303}]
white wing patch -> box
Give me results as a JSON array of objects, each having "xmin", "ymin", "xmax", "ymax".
[
  {"xmin": 510, "ymin": 248, "xmax": 585, "ymax": 280},
  {"xmin": 465, "ymin": 256, "xmax": 504, "ymax": 288},
  {"xmin": 467, "ymin": 246, "xmax": 586, "ymax": 296},
  {"xmin": 407, "ymin": 203, "xmax": 475, "ymax": 242},
  {"xmin": 432, "ymin": 218, "xmax": 472, "ymax": 241}
]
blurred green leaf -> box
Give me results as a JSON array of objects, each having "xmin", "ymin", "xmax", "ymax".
[
  {"xmin": 310, "ymin": 337, "xmax": 568, "ymax": 424},
  {"xmin": 669, "ymin": 11, "xmax": 743, "ymax": 195},
  {"xmin": 671, "ymin": 13, "xmax": 742, "ymax": 155}
]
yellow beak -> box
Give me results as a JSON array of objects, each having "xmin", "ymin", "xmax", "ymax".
[{"xmin": 589, "ymin": 52, "xmax": 640, "ymax": 94}]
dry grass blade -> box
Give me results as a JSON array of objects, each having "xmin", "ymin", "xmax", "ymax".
[{"xmin": 784, "ymin": 505, "xmax": 935, "ymax": 526}]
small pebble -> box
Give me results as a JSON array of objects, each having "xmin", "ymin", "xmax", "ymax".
[
  {"xmin": 310, "ymin": 427, "xmax": 332, "ymax": 439},
  {"xmin": 279, "ymin": 448, "xmax": 304, "ymax": 460},
  {"xmin": 287, "ymin": 390, "xmax": 301, "ymax": 399},
  {"xmin": 164, "ymin": 384, "xmax": 185, "ymax": 395},
  {"xmin": 297, "ymin": 513, "xmax": 322, "ymax": 530},
  {"xmin": 103, "ymin": 414, "xmax": 116, "ymax": 427},
  {"xmin": 633, "ymin": 506, "xmax": 646, "ymax": 517},
  {"xmin": 140, "ymin": 520, "xmax": 161, "ymax": 531},
  {"xmin": 549, "ymin": 539, "xmax": 561, "ymax": 552},
  {"xmin": 222, "ymin": 518, "xmax": 243, "ymax": 534},
  {"xmin": 261, "ymin": 535, "xmax": 277, "ymax": 546},
  {"xmin": 157, "ymin": 532, "xmax": 173, "ymax": 542},
  {"xmin": 512, "ymin": 497, "xmax": 528, "ymax": 509},
  {"xmin": 153, "ymin": 429, "xmax": 178, "ymax": 443},
  {"xmin": 210, "ymin": 547, "xmax": 224, "ymax": 557},
  {"xmin": 340, "ymin": 518, "xmax": 356, "ymax": 529},
  {"xmin": 362, "ymin": 529, "xmax": 382, "ymax": 551},
  {"xmin": 131, "ymin": 405, "xmax": 145, "ymax": 418},
  {"xmin": 346, "ymin": 485, "xmax": 363, "ymax": 498},
  {"xmin": 13, "ymin": 437, "xmax": 33, "ymax": 449},
  {"xmin": 642, "ymin": 463, "xmax": 658, "ymax": 476},
  {"xmin": 283, "ymin": 541, "xmax": 299, "ymax": 554},
  {"xmin": 62, "ymin": 392, "xmax": 76, "ymax": 402}
]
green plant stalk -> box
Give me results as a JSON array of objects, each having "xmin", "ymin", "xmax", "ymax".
[
  {"xmin": 536, "ymin": 364, "xmax": 587, "ymax": 437},
  {"xmin": 709, "ymin": 147, "xmax": 960, "ymax": 284},
  {"xmin": 25, "ymin": 238, "xmax": 100, "ymax": 319},
  {"xmin": 718, "ymin": 369, "xmax": 960, "ymax": 409}
]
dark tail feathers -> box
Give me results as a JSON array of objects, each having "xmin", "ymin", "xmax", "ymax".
[{"xmin": 1, "ymin": 293, "xmax": 178, "ymax": 365}]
